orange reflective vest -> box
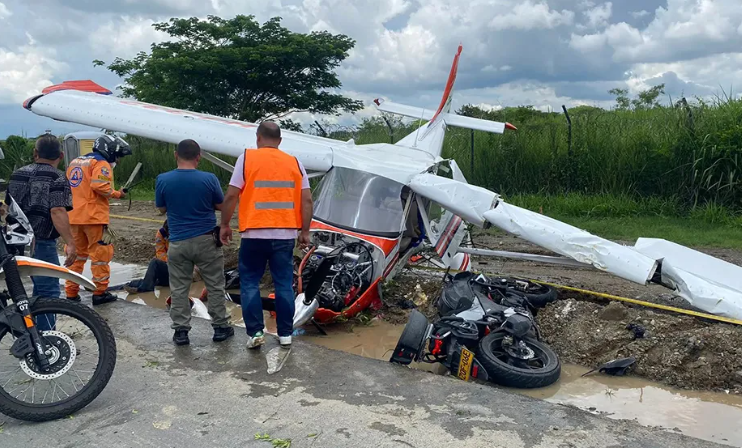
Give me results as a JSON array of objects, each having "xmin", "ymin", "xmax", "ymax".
[
  {"xmin": 155, "ymin": 228, "xmax": 168, "ymax": 262},
  {"xmin": 66, "ymin": 153, "xmax": 122, "ymax": 225},
  {"xmin": 238, "ymin": 147, "xmax": 303, "ymax": 231}
]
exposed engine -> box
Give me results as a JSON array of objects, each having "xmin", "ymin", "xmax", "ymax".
[{"xmin": 295, "ymin": 231, "xmax": 377, "ymax": 312}]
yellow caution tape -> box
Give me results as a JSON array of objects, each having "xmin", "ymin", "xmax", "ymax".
[
  {"xmin": 109, "ymin": 214, "xmax": 240, "ymax": 232},
  {"xmin": 110, "ymin": 214, "xmax": 162, "ymax": 224},
  {"xmin": 407, "ymin": 263, "xmax": 742, "ymax": 326}
]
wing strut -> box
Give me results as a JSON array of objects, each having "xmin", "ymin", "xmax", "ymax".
[{"xmin": 202, "ymin": 151, "xmax": 235, "ymax": 173}]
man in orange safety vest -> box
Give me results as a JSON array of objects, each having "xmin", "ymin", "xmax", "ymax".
[
  {"xmin": 219, "ymin": 121, "xmax": 313, "ymax": 350},
  {"xmin": 65, "ymin": 134, "xmax": 131, "ymax": 305}
]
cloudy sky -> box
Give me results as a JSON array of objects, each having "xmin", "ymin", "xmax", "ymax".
[{"xmin": 1, "ymin": 0, "xmax": 741, "ymax": 138}]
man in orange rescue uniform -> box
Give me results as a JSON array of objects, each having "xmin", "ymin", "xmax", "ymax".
[
  {"xmin": 65, "ymin": 134, "xmax": 131, "ymax": 305},
  {"xmin": 220, "ymin": 121, "xmax": 313, "ymax": 349}
]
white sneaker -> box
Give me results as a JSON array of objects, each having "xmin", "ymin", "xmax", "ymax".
[
  {"xmin": 279, "ymin": 335, "xmax": 292, "ymax": 347},
  {"xmin": 246, "ymin": 331, "xmax": 265, "ymax": 349}
]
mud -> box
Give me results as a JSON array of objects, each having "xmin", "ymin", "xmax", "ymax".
[
  {"xmin": 536, "ymin": 297, "xmax": 742, "ymax": 393},
  {"xmin": 102, "ymin": 201, "xmax": 742, "ymax": 395},
  {"xmin": 65, "ymin": 255, "xmax": 742, "ymax": 446},
  {"xmin": 304, "ymin": 318, "xmax": 742, "ymax": 447}
]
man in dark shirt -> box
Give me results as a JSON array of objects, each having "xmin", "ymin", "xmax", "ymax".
[
  {"xmin": 155, "ymin": 139, "xmax": 233, "ymax": 346},
  {"xmin": 8, "ymin": 134, "xmax": 76, "ymax": 330}
]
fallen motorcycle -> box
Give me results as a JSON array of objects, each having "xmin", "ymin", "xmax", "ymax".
[
  {"xmin": 390, "ymin": 271, "xmax": 561, "ymax": 389},
  {"xmin": 0, "ymin": 192, "xmax": 117, "ymax": 422}
]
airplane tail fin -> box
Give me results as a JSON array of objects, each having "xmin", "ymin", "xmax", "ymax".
[
  {"xmin": 428, "ymin": 43, "xmax": 462, "ymax": 126},
  {"xmin": 373, "ymin": 44, "xmax": 515, "ymax": 156}
]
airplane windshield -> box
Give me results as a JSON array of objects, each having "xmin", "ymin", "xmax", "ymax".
[{"xmin": 313, "ymin": 167, "xmax": 406, "ymax": 238}]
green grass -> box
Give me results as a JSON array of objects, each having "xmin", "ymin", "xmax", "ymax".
[
  {"xmin": 548, "ymin": 216, "xmax": 742, "ymax": 249},
  {"xmin": 501, "ymin": 192, "xmax": 742, "ymax": 249}
]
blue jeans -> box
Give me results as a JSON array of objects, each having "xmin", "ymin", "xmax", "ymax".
[
  {"xmin": 239, "ymin": 238, "xmax": 295, "ymax": 337},
  {"xmin": 31, "ymin": 238, "xmax": 60, "ymax": 332},
  {"xmin": 128, "ymin": 258, "xmax": 169, "ymax": 291}
]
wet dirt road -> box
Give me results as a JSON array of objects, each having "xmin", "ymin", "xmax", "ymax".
[
  {"xmin": 3, "ymin": 298, "xmax": 723, "ymax": 448},
  {"xmin": 75, "ymin": 259, "xmax": 742, "ymax": 447},
  {"xmin": 302, "ymin": 318, "xmax": 742, "ymax": 447},
  {"xmin": 106, "ymin": 268, "xmax": 742, "ymax": 448}
]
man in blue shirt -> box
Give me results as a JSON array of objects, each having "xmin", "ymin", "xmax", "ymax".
[{"xmin": 155, "ymin": 139, "xmax": 234, "ymax": 346}]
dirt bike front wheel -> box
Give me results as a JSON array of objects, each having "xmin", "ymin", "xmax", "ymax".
[{"xmin": 0, "ymin": 298, "xmax": 117, "ymax": 422}]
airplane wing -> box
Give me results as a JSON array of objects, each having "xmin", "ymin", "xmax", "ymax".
[
  {"xmin": 412, "ymin": 174, "xmax": 742, "ymax": 319},
  {"xmin": 409, "ymin": 172, "xmax": 499, "ymax": 228},
  {"xmin": 482, "ymin": 201, "xmax": 659, "ymax": 285},
  {"xmin": 631, "ymin": 238, "xmax": 742, "ymax": 320},
  {"xmin": 410, "ymin": 174, "xmax": 657, "ymax": 284},
  {"xmin": 23, "ymin": 81, "xmax": 335, "ymax": 173}
]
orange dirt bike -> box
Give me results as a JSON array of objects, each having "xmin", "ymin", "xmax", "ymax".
[{"xmin": 0, "ymin": 191, "xmax": 116, "ymax": 422}]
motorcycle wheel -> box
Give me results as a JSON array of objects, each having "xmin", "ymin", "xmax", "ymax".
[
  {"xmin": 477, "ymin": 330, "xmax": 560, "ymax": 389},
  {"xmin": 0, "ymin": 298, "xmax": 116, "ymax": 422},
  {"xmin": 500, "ymin": 278, "xmax": 558, "ymax": 308}
]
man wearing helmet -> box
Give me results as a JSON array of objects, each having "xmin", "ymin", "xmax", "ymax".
[{"xmin": 65, "ymin": 134, "xmax": 131, "ymax": 305}]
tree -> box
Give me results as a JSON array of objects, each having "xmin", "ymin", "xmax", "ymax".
[
  {"xmin": 93, "ymin": 15, "xmax": 364, "ymax": 123},
  {"xmin": 632, "ymin": 83, "xmax": 665, "ymax": 109},
  {"xmin": 608, "ymin": 84, "xmax": 666, "ymax": 110},
  {"xmin": 608, "ymin": 88, "xmax": 630, "ymax": 110}
]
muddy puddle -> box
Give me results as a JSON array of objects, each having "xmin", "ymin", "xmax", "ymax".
[
  {"xmin": 50, "ymin": 260, "xmax": 149, "ymax": 289},
  {"xmin": 57, "ymin": 261, "xmax": 742, "ymax": 446},
  {"xmin": 304, "ymin": 319, "xmax": 742, "ymax": 446}
]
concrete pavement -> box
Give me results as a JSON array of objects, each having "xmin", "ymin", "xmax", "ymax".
[{"xmin": 0, "ymin": 299, "xmax": 727, "ymax": 448}]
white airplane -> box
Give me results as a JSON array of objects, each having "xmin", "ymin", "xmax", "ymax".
[{"xmin": 22, "ymin": 45, "xmax": 742, "ymax": 323}]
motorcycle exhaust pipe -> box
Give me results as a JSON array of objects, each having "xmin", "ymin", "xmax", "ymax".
[{"xmin": 293, "ymin": 292, "xmax": 319, "ymax": 328}]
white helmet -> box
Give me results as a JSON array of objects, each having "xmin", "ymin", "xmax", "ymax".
[{"xmin": 2, "ymin": 193, "xmax": 34, "ymax": 247}]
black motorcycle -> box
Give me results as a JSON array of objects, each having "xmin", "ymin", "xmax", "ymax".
[
  {"xmin": 0, "ymin": 193, "xmax": 117, "ymax": 421},
  {"xmin": 390, "ymin": 271, "xmax": 561, "ymax": 389}
]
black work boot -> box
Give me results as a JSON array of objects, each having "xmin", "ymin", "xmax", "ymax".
[
  {"xmin": 213, "ymin": 326, "xmax": 234, "ymax": 342},
  {"xmin": 66, "ymin": 295, "xmax": 81, "ymax": 302},
  {"xmin": 173, "ymin": 329, "xmax": 189, "ymax": 346},
  {"xmin": 92, "ymin": 292, "xmax": 118, "ymax": 305}
]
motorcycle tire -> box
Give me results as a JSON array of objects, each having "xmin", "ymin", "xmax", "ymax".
[
  {"xmin": 501, "ymin": 278, "xmax": 558, "ymax": 309},
  {"xmin": 0, "ymin": 298, "xmax": 117, "ymax": 422},
  {"xmin": 477, "ymin": 331, "xmax": 560, "ymax": 389},
  {"xmin": 390, "ymin": 310, "xmax": 429, "ymax": 365}
]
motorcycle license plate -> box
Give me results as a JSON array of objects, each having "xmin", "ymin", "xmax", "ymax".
[{"xmin": 457, "ymin": 347, "xmax": 474, "ymax": 381}]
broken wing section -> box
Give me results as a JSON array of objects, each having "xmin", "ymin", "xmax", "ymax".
[
  {"xmin": 409, "ymin": 173, "xmax": 499, "ymax": 228},
  {"xmin": 24, "ymin": 87, "xmax": 335, "ymax": 173},
  {"xmin": 482, "ymin": 201, "xmax": 659, "ymax": 285},
  {"xmin": 632, "ymin": 238, "xmax": 742, "ymax": 320}
]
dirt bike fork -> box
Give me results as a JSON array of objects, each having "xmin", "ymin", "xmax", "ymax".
[{"xmin": 1, "ymin": 256, "xmax": 51, "ymax": 371}]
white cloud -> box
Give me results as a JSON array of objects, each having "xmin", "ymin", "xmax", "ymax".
[
  {"xmin": 0, "ymin": 2, "xmax": 10, "ymax": 19},
  {"xmin": 2, "ymin": 0, "xmax": 742, "ymax": 136},
  {"xmin": 569, "ymin": 32, "xmax": 607, "ymax": 52},
  {"xmin": 471, "ymin": 102, "xmax": 503, "ymax": 112},
  {"xmin": 0, "ymin": 45, "xmax": 66, "ymax": 104},
  {"xmin": 571, "ymin": 0, "xmax": 742, "ymax": 64},
  {"xmin": 482, "ymin": 65, "xmax": 513, "ymax": 73},
  {"xmin": 583, "ymin": 2, "xmax": 612, "ymax": 29},
  {"xmin": 489, "ymin": 1, "xmax": 574, "ymax": 31},
  {"xmin": 88, "ymin": 16, "xmax": 170, "ymax": 59}
]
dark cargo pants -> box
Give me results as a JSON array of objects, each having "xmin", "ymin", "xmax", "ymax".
[{"xmin": 168, "ymin": 233, "xmax": 229, "ymax": 330}]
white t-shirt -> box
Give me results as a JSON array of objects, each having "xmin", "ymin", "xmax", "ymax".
[{"xmin": 229, "ymin": 151, "xmax": 310, "ymax": 239}]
